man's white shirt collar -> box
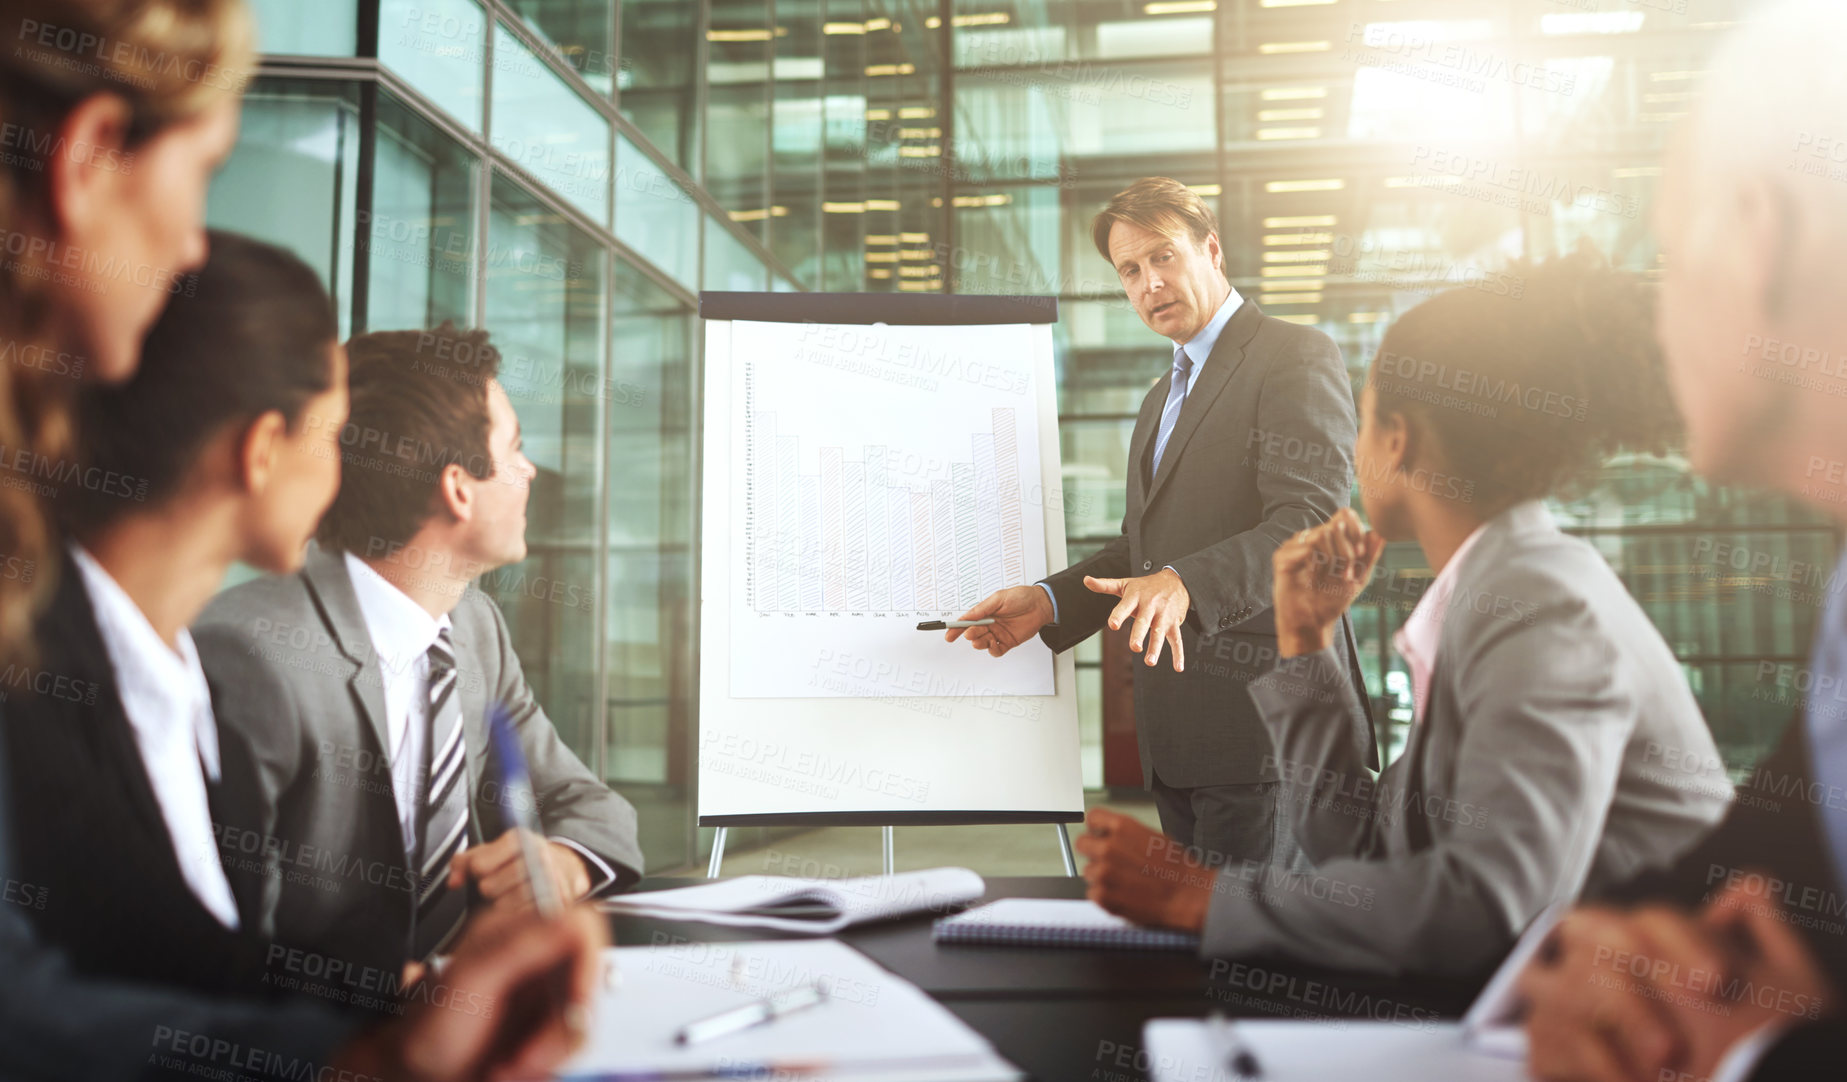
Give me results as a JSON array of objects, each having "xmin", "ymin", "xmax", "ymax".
[{"xmin": 343, "ymin": 551, "xmax": 451, "ymax": 681}]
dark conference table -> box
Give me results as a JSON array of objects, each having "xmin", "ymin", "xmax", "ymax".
[{"xmin": 611, "ymin": 876, "xmax": 1483, "ymax": 1081}]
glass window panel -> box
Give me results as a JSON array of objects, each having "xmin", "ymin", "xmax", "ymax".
[
  {"xmin": 1511, "ymin": 55, "xmax": 1617, "ymax": 140},
  {"xmin": 379, "ymin": 0, "xmax": 487, "ymax": 132},
  {"xmin": 614, "ymin": 133, "xmax": 699, "ymax": 288},
  {"xmin": 704, "ymin": 215, "xmax": 770, "ymax": 291},
  {"xmin": 818, "ymin": 1, "xmax": 867, "ymax": 290},
  {"xmin": 953, "ymin": 2, "xmax": 1213, "ymax": 65},
  {"xmin": 1077, "ymin": 665, "xmax": 1101, "ymax": 790},
  {"xmin": 949, "ymin": 75, "xmax": 1067, "ymax": 184},
  {"xmin": 1528, "ymin": 168, "xmax": 1657, "ymax": 269},
  {"xmin": 362, "ymin": 93, "xmax": 477, "ymax": 331},
  {"xmin": 482, "ymin": 180, "xmax": 606, "ymax": 760},
  {"xmin": 1059, "ymin": 418, "xmax": 1134, "ymax": 543},
  {"xmin": 1220, "ymin": 70, "xmax": 1350, "ymax": 147},
  {"xmin": 207, "ymin": 80, "xmax": 361, "ymax": 339},
  {"xmin": 491, "ymin": 21, "xmax": 612, "ymax": 226},
  {"xmin": 706, "ymin": 0, "xmax": 772, "ymax": 235},
  {"xmin": 954, "ymin": 23, "xmax": 1067, "ymax": 70},
  {"xmin": 1692, "ymin": 662, "xmax": 1811, "ymax": 774},
  {"xmin": 950, "ymin": 185, "xmax": 1061, "ymax": 295},
  {"xmin": 249, "ymin": 0, "xmax": 356, "ymax": 56},
  {"xmin": 1303, "ymin": 182, "xmax": 1525, "ymax": 298},
  {"xmin": 1068, "ymin": 61, "xmax": 1214, "ymax": 158},
  {"xmin": 505, "ymin": 0, "xmax": 620, "ymax": 95},
  {"xmin": 1064, "ymin": 299, "xmax": 1163, "ymax": 351},
  {"xmin": 1345, "ymin": 65, "xmax": 1513, "ymax": 143},
  {"xmin": 607, "ymin": 258, "xmax": 696, "ymax": 871},
  {"xmin": 1092, "ymin": 14, "xmax": 1211, "ymax": 59},
  {"xmin": 618, "ymin": 0, "xmax": 700, "ymax": 169},
  {"xmin": 771, "ymin": 0, "xmax": 824, "ymax": 285}
]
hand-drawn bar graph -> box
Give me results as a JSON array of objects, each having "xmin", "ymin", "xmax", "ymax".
[
  {"xmin": 745, "ymin": 402, "xmax": 1029, "ymax": 615},
  {"xmin": 727, "ymin": 320, "xmax": 1053, "ymax": 700}
]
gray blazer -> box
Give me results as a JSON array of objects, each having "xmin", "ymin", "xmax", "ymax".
[
  {"xmin": 1201, "ymin": 501, "xmax": 1733, "ymax": 974},
  {"xmin": 1041, "ymin": 298, "xmax": 1374, "ymax": 788},
  {"xmin": 194, "ymin": 544, "xmax": 642, "ymax": 974}
]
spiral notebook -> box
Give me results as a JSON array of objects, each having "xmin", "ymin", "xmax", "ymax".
[
  {"xmin": 602, "ymin": 867, "xmax": 987, "ymax": 935},
  {"xmin": 932, "ymin": 898, "xmax": 1200, "ymax": 951}
]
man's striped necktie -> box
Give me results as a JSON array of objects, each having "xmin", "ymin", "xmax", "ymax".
[
  {"xmin": 412, "ymin": 625, "xmax": 470, "ymax": 959},
  {"xmin": 1150, "ymin": 347, "xmax": 1195, "ymax": 479}
]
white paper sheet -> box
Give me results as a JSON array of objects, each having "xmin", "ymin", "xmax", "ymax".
[
  {"xmin": 1144, "ymin": 1021, "xmax": 1529, "ymax": 1082},
  {"xmin": 727, "ymin": 319, "xmax": 1055, "ymax": 699},
  {"xmin": 560, "ymin": 939, "xmax": 1021, "ymax": 1081}
]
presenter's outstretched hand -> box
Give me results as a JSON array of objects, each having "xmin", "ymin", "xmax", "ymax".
[
  {"xmin": 1083, "ymin": 569, "xmax": 1190, "ymax": 672},
  {"xmin": 1271, "ymin": 508, "xmax": 1383, "ymax": 658},
  {"xmin": 332, "ymin": 903, "xmax": 609, "ymax": 1082},
  {"xmin": 1074, "ymin": 807, "xmax": 1210, "ymax": 933},
  {"xmin": 946, "ymin": 585, "xmax": 1054, "ymax": 657}
]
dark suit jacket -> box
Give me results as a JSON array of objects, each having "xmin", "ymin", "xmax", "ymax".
[
  {"xmin": 0, "ymin": 705, "xmax": 355, "ymax": 1082},
  {"xmin": 0, "ymin": 553, "xmax": 284, "ymax": 1000},
  {"xmin": 1599, "ymin": 717, "xmax": 1845, "ymax": 1079},
  {"xmin": 193, "ymin": 544, "xmax": 643, "ymax": 982},
  {"xmin": 1040, "ymin": 297, "xmax": 1375, "ymax": 788}
]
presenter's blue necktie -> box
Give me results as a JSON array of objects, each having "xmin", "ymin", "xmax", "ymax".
[{"xmin": 1149, "ymin": 346, "xmax": 1194, "ymax": 479}]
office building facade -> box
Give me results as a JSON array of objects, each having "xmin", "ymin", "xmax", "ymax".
[{"xmin": 215, "ymin": 0, "xmax": 1831, "ymax": 872}]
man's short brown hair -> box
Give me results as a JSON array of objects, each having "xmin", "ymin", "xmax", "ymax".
[
  {"xmin": 316, "ymin": 322, "xmax": 502, "ymax": 556},
  {"xmin": 1091, "ymin": 177, "xmax": 1222, "ymax": 267}
]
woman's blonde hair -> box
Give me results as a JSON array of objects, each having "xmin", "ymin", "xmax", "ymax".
[{"xmin": 0, "ymin": 0, "xmax": 253, "ymax": 658}]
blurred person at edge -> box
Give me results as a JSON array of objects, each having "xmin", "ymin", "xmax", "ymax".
[
  {"xmin": 0, "ymin": 1, "xmax": 606, "ymax": 1080},
  {"xmin": 1515, "ymin": 3, "xmax": 1847, "ymax": 1081}
]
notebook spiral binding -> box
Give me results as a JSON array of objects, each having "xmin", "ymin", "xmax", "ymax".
[{"xmin": 931, "ymin": 916, "xmax": 1200, "ymax": 951}]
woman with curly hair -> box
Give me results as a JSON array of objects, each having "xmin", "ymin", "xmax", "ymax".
[{"xmin": 1079, "ymin": 250, "xmax": 1735, "ymax": 976}]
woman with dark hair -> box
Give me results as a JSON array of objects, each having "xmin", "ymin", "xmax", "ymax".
[
  {"xmin": 0, "ymin": 1, "xmax": 602, "ymax": 1078},
  {"xmin": 1078, "ymin": 250, "xmax": 1735, "ymax": 976},
  {"xmin": 5, "ymin": 229, "xmax": 351, "ymax": 994}
]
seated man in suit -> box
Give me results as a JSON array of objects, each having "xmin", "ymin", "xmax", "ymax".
[
  {"xmin": 195, "ymin": 324, "xmax": 643, "ymax": 974},
  {"xmin": 1515, "ymin": 3, "xmax": 1846, "ymax": 1079}
]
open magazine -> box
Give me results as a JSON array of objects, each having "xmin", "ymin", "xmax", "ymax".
[{"xmin": 600, "ymin": 867, "xmax": 988, "ymax": 934}]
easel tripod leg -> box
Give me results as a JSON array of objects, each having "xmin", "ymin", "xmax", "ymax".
[{"xmin": 707, "ymin": 826, "xmax": 728, "ymax": 878}]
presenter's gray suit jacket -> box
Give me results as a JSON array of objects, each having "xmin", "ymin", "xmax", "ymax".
[
  {"xmin": 1202, "ymin": 501, "xmax": 1733, "ymax": 975},
  {"xmin": 193, "ymin": 544, "xmax": 643, "ymax": 976},
  {"xmin": 1040, "ymin": 298, "xmax": 1374, "ymax": 788}
]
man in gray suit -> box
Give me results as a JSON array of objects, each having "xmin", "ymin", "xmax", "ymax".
[
  {"xmin": 951, "ymin": 177, "xmax": 1374, "ymax": 865},
  {"xmin": 196, "ymin": 324, "xmax": 642, "ymax": 976}
]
